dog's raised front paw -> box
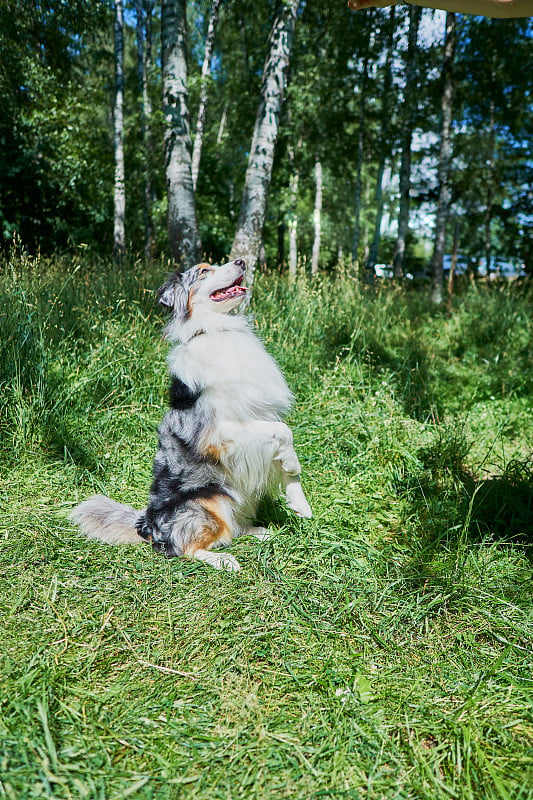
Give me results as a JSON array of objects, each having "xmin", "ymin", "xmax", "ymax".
[{"xmin": 285, "ymin": 481, "xmax": 313, "ymax": 519}]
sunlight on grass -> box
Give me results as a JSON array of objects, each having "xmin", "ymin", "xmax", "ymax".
[{"xmin": 1, "ymin": 255, "xmax": 532, "ymax": 799}]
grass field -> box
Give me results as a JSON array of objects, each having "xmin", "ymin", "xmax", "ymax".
[{"xmin": 1, "ymin": 252, "xmax": 532, "ymax": 799}]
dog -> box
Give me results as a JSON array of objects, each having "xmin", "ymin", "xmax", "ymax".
[{"xmin": 69, "ymin": 258, "xmax": 312, "ymax": 571}]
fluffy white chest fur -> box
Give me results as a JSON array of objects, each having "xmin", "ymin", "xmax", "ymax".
[{"xmin": 171, "ymin": 322, "xmax": 293, "ymax": 424}]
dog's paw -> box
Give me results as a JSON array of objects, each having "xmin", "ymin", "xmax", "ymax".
[
  {"xmin": 194, "ymin": 549, "xmax": 241, "ymax": 572},
  {"xmin": 285, "ymin": 481, "xmax": 313, "ymax": 519},
  {"xmin": 246, "ymin": 526, "xmax": 272, "ymax": 542}
]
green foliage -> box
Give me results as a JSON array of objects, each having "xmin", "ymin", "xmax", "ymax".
[
  {"xmin": 1, "ymin": 254, "xmax": 532, "ymax": 798},
  {"xmin": 0, "ymin": 0, "xmax": 113, "ymax": 249}
]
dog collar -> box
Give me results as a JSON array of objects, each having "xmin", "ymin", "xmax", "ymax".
[
  {"xmin": 184, "ymin": 326, "xmax": 239, "ymax": 343},
  {"xmin": 187, "ymin": 329, "xmax": 206, "ymax": 342}
]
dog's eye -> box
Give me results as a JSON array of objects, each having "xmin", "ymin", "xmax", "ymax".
[{"xmin": 198, "ymin": 267, "xmax": 211, "ymax": 277}]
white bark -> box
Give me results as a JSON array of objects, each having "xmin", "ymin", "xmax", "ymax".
[
  {"xmin": 288, "ymin": 169, "xmax": 299, "ymax": 279},
  {"xmin": 352, "ymin": 47, "xmax": 370, "ymax": 266},
  {"xmin": 216, "ymin": 103, "xmax": 227, "ymax": 145},
  {"xmin": 484, "ymin": 94, "xmax": 496, "ymax": 277},
  {"xmin": 393, "ymin": 5, "xmax": 421, "ymax": 279},
  {"xmin": 311, "ymin": 159, "xmax": 322, "ymax": 276},
  {"xmin": 113, "ymin": 0, "xmax": 125, "ymax": 259},
  {"xmin": 367, "ymin": 5, "xmax": 395, "ymax": 281},
  {"xmin": 191, "ymin": 0, "xmax": 221, "ymax": 192},
  {"xmin": 230, "ymin": 0, "xmax": 299, "ymax": 288},
  {"xmin": 431, "ymin": 12, "xmax": 456, "ymax": 304},
  {"xmin": 162, "ymin": 0, "xmax": 200, "ymax": 266},
  {"xmin": 136, "ymin": 0, "xmax": 154, "ymax": 257}
]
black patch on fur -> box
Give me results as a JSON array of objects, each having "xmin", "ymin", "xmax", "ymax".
[
  {"xmin": 150, "ymin": 463, "xmax": 227, "ymax": 509},
  {"xmin": 169, "ymin": 377, "xmax": 200, "ymax": 410},
  {"xmin": 136, "ymin": 463, "xmax": 229, "ymax": 556}
]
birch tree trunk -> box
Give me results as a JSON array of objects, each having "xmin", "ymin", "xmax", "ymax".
[
  {"xmin": 367, "ymin": 6, "xmax": 395, "ymax": 281},
  {"xmin": 484, "ymin": 94, "xmax": 496, "ymax": 278},
  {"xmin": 191, "ymin": 0, "xmax": 221, "ymax": 192},
  {"xmin": 288, "ymin": 169, "xmax": 299, "ymax": 279},
  {"xmin": 431, "ymin": 12, "xmax": 456, "ymax": 304},
  {"xmin": 447, "ymin": 217, "xmax": 459, "ymax": 310},
  {"xmin": 230, "ymin": 0, "xmax": 299, "ymax": 288},
  {"xmin": 311, "ymin": 159, "xmax": 322, "ymax": 277},
  {"xmin": 136, "ymin": 0, "xmax": 154, "ymax": 257},
  {"xmin": 113, "ymin": 0, "xmax": 126, "ymax": 259},
  {"xmin": 351, "ymin": 52, "xmax": 369, "ymax": 267},
  {"xmin": 366, "ymin": 157, "xmax": 386, "ymax": 280},
  {"xmin": 162, "ymin": 0, "xmax": 200, "ymax": 266},
  {"xmin": 393, "ymin": 5, "xmax": 421, "ymax": 279}
]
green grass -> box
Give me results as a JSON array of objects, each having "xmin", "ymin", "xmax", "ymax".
[{"xmin": 1, "ymin": 253, "xmax": 532, "ymax": 799}]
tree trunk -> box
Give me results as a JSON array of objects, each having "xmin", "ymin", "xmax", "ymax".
[
  {"xmin": 288, "ymin": 168, "xmax": 299, "ymax": 280},
  {"xmin": 484, "ymin": 94, "xmax": 495, "ymax": 279},
  {"xmin": 136, "ymin": 0, "xmax": 154, "ymax": 257},
  {"xmin": 367, "ymin": 5, "xmax": 395, "ymax": 281},
  {"xmin": 162, "ymin": 0, "xmax": 200, "ymax": 266},
  {"xmin": 191, "ymin": 0, "xmax": 221, "ymax": 192},
  {"xmin": 230, "ymin": 0, "xmax": 299, "ymax": 288},
  {"xmin": 311, "ymin": 159, "xmax": 322, "ymax": 276},
  {"xmin": 277, "ymin": 218, "xmax": 285, "ymax": 266},
  {"xmin": 447, "ymin": 217, "xmax": 459, "ymax": 310},
  {"xmin": 351, "ymin": 51, "xmax": 370, "ymax": 267},
  {"xmin": 113, "ymin": 0, "xmax": 126, "ymax": 259},
  {"xmin": 431, "ymin": 12, "xmax": 456, "ymax": 304},
  {"xmin": 216, "ymin": 103, "xmax": 227, "ymax": 145},
  {"xmin": 393, "ymin": 5, "xmax": 421, "ymax": 279},
  {"xmin": 366, "ymin": 157, "xmax": 386, "ymax": 281}
]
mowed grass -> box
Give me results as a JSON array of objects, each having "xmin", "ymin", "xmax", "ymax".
[{"xmin": 0, "ymin": 253, "xmax": 532, "ymax": 800}]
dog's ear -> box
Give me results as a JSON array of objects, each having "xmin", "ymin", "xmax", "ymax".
[
  {"xmin": 157, "ymin": 274, "xmax": 189, "ymax": 319},
  {"xmin": 157, "ymin": 279, "xmax": 176, "ymax": 309}
]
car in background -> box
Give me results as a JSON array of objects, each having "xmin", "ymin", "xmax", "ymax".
[
  {"xmin": 443, "ymin": 256, "xmax": 526, "ymax": 279},
  {"xmin": 374, "ymin": 264, "xmax": 413, "ymax": 280}
]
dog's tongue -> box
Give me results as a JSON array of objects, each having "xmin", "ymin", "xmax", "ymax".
[{"xmin": 212, "ymin": 283, "xmax": 248, "ymax": 301}]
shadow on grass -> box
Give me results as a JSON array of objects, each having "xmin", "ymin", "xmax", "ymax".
[
  {"xmin": 393, "ymin": 437, "xmax": 533, "ymax": 593},
  {"xmin": 467, "ymin": 459, "xmax": 533, "ymax": 547},
  {"xmin": 327, "ymin": 325, "xmax": 444, "ymax": 423},
  {"xmin": 41, "ymin": 418, "xmax": 105, "ymax": 473}
]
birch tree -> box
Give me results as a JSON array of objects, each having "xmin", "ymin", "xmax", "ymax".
[
  {"xmin": 366, "ymin": 6, "xmax": 396, "ymax": 281},
  {"xmin": 288, "ymin": 156, "xmax": 299, "ymax": 279},
  {"xmin": 230, "ymin": 0, "xmax": 299, "ymax": 287},
  {"xmin": 191, "ymin": 0, "xmax": 221, "ymax": 192},
  {"xmin": 113, "ymin": 0, "xmax": 125, "ymax": 259},
  {"xmin": 162, "ymin": 0, "xmax": 200, "ymax": 265},
  {"xmin": 310, "ymin": 158, "xmax": 322, "ymax": 276},
  {"xmin": 393, "ymin": 5, "xmax": 421, "ymax": 279},
  {"xmin": 136, "ymin": 0, "xmax": 155, "ymax": 256},
  {"xmin": 351, "ymin": 53, "xmax": 369, "ymax": 267},
  {"xmin": 431, "ymin": 12, "xmax": 456, "ymax": 304}
]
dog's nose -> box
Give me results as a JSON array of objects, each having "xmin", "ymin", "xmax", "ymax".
[{"xmin": 234, "ymin": 259, "xmax": 245, "ymax": 269}]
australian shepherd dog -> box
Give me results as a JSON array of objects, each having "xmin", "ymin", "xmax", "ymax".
[{"xmin": 70, "ymin": 258, "xmax": 312, "ymax": 571}]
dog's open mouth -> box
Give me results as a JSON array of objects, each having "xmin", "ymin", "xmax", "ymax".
[{"xmin": 210, "ymin": 275, "xmax": 248, "ymax": 302}]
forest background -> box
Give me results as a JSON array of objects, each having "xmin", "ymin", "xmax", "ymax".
[
  {"xmin": 1, "ymin": 2, "xmax": 533, "ymax": 798},
  {"xmin": 1, "ymin": 0, "xmax": 532, "ymax": 285}
]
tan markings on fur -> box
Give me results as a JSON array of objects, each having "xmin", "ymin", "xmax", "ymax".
[
  {"xmin": 202, "ymin": 442, "xmax": 226, "ymax": 462},
  {"xmin": 183, "ymin": 497, "xmax": 232, "ymax": 556},
  {"xmin": 186, "ymin": 288, "xmax": 195, "ymax": 319},
  {"xmin": 197, "ymin": 262, "xmax": 213, "ymax": 272}
]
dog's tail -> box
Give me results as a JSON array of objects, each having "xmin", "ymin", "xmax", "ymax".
[{"xmin": 69, "ymin": 495, "xmax": 145, "ymax": 545}]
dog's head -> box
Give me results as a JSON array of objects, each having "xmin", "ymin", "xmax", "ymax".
[{"xmin": 158, "ymin": 259, "xmax": 248, "ymax": 322}]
